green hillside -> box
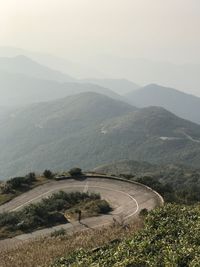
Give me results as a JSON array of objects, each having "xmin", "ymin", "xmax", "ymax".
[
  {"xmin": 54, "ymin": 204, "xmax": 200, "ymax": 266},
  {"xmin": 94, "ymin": 160, "xmax": 200, "ymax": 188},
  {"xmin": 1, "ymin": 92, "xmax": 200, "ymax": 178}
]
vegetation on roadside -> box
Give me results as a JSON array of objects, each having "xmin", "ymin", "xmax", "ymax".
[
  {"xmin": 0, "ymin": 168, "xmax": 83, "ymax": 206},
  {"xmin": 135, "ymin": 176, "xmax": 200, "ymax": 204},
  {"xmin": 1, "ymin": 163, "xmax": 200, "ymax": 267},
  {"xmin": 53, "ymin": 204, "xmax": 200, "ymax": 267},
  {"xmin": 95, "ymin": 160, "xmax": 200, "ymax": 204},
  {"xmin": 0, "ymin": 191, "xmax": 111, "ymax": 239},
  {"xmin": 0, "ymin": 220, "xmax": 142, "ymax": 267},
  {"xmin": 0, "ymin": 172, "xmax": 52, "ymax": 205},
  {"xmin": 68, "ymin": 168, "xmax": 83, "ymax": 177}
]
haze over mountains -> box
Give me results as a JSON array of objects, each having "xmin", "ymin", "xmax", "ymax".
[
  {"xmin": 0, "ymin": 55, "xmax": 74, "ymax": 83},
  {"xmin": 0, "ymin": 92, "xmax": 200, "ymax": 179},
  {"xmin": 0, "ymin": 71, "xmax": 121, "ymax": 106},
  {"xmin": 1, "ymin": 55, "xmax": 200, "ymax": 127},
  {"xmin": 1, "ymin": 47, "xmax": 200, "ymax": 97},
  {"xmin": 0, "ymin": 49, "xmax": 200, "ymax": 179},
  {"xmin": 0, "ymin": 46, "xmax": 106, "ymax": 79},
  {"xmin": 126, "ymin": 84, "xmax": 200, "ymax": 125},
  {"xmin": 0, "ymin": 56, "xmax": 124, "ymax": 106},
  {"xmin": 81, "ymin": 78, "xmax": 139, "ymax": 95},
  {"xmin": 76, "ymin": 54, "xmax": 200, "ymax": 97}
]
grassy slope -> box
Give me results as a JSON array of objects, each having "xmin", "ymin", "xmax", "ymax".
[
  {"xmin": 1, "ymin": 204, "xmax": 199, "ymax": 267},
  {"xmin": 54, "ymin": 204, "xmax": 200, "ymax": 267},
  {"xmin": 0, "ymin": 220, "xmax": 142, "ymax": 267}
]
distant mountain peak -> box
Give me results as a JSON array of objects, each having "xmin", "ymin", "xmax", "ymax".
[
  {"xmin": 126, "ymin": 84, "xmax": 200, "ymax": 125},
  {"xmin": 0, "ymin": 55, "xmax": 75, "ymax": 83},
  {"xmin": 14, "ymin": 54, "xmax": 33, "ymax": 61}
]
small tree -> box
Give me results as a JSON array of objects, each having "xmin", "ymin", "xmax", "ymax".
[
  {"xmin": 139, "ymin": 208, "xmax": 148, "ymax": 217},
  {"xmin": 0, "ymin": 183, "xmax": 13, "ymax": 194},
  {"xmin": 26, "ymin": 172, "xmax": 36, "ymax": 183},
  {"xmin": 69, "ymin": 168, "xmax": 82, "ymax": 177},
  {"xmin": 43, "ymin": 170, "xmax": 53, "ymax": 179},
  {"xmin": 7, "ymin": 177, "xmax": 25, "ymax": 188}
]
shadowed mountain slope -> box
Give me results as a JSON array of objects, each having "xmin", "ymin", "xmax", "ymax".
[{"xmin": 0, "ymin": 92, "xmax": 200, "ymax": 178}]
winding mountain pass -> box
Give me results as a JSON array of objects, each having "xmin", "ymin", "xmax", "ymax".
[{"xmin": 0, "ymin": 176, "xmax": 163, "ymax": 251}]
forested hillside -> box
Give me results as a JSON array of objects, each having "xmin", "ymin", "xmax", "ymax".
[{"xmin": 1, "ymin": 92, "xmax": 200, "ymax": 178}]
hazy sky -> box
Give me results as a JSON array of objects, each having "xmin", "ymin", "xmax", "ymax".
[{"xmin": 1, "ymin": 0, "xmax": 200, "ymax": 63}]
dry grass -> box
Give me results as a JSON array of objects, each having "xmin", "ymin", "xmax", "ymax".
[{"xmin": 0, "ymin": 219, "xmax": 143, "ymax": 267}]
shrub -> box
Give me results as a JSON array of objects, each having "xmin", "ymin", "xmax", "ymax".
[
  {"xmin": 97, "ymin": 200, "xmax": 112, "ymax": 214},
  {"xmin": 43, "ymin": 170, "xmax": 53, "ymax": 179},
  {"xmin": 139, "ymin": 208, "xmax": 148, "ymax": 217},
  {"xmin": 7, "ymin": 177, "xmax": 26, "ymax": 189},
  {"xmin": 69, "ymin": 168, "xmax": 82, "ymax": 177},
  {"xmin": 51, "ymin": 228, "xmax": 66, "ymax": 237},
  {"xmin": 0, "ymin": 183, "xmax": 13, "ymax": 194},
  {"xmin": 0, "ymin": 212, "xmax": 19, "ymax": 227},
  {"xmin": 25, "ymin": 172, "xmax": 36, "ymax": 183}
]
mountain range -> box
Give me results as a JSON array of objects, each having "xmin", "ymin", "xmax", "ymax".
[
  {"xmin": 2, "ymin": 55, "xmax": 200, "ymax": 127},
  {"xmin": 81, "ymin": 78, "xmax": 139, "ymax": 95},
  {"xmin": 0, "ymin": 92, "xmax": 200, "ymax": 179},
  {"xmin": 0, "ymin": 70, "xmax": 122, "ymax": 106},
  {"xmin": 0, "ymin": 56, "xmax": 125, "ymax": 106},
  {"xmin": 0, "ymin": 55, "xmax": 74, "ymax": 83},
  {"xmin": 126, "ymin": 84, "xmax": 200, "ymax": 125},
  {"xmin": 82, "ymin": 55, "xmax": 200, "ymax": 96},
  {"xmin": 1, "ymin": 47, "xmax": 200, "ymax": 97}
]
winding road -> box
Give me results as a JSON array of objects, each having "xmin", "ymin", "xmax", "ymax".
[{"xmin": 0, "ymin": 175, "xmax": 163, "ymax": 251}]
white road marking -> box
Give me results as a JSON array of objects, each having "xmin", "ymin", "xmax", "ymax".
[
  {"xmin": 11, "ymin": 184, "xmax": 139, "ymax": 219},
  {"xmin": 83, "ymin": 181, "xmax": 89, "ymax": 193}
]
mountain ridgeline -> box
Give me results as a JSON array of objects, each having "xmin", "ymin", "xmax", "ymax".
[
  {"xmin": 0, "ymin": 55, "xmax": 74, "ymax": 83},
  {"xmin": 0, "ymin": 56, "xmax": 125, "ymax": 106},
  {"xmin": 0, "ymin": 92, "xmax": 200, "ymax": 179},
  {"xmin": 126, "ymin": 84, "xmax": 200, "ymax": 125}
]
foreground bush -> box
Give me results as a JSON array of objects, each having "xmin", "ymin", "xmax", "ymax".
[{"xmin": 54, "ymin": 204, "xmax": 200, "ymax": 266}]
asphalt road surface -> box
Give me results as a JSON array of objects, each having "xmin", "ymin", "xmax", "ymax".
[{"xmin": 0, "ymin": 176, "xmax": 163, "ymax": 251}]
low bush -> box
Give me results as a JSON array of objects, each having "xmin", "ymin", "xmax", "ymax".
[
  {"xmin": 43, "ymin": 170, "xmax": 53, "ymax": 179},
  {"xmin": 69, "ymin": 168, "xmax": 82, "ymax": 177},
  {"xmin": 0, "ymin": 191, "xmax": 109, "ymax": 239},
  {"xmin": 51, "ymin": 228, "xmax": 66, "ymax": 237}
]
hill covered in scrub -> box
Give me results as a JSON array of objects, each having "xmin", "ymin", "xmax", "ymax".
[
  {"xmin": 1, "ymin": 92, "xmax": 200, "ymax": 178},
  {"xmin": 53, "ymin": 204, "xmax": 200, "ymax": 267},
  {"xmin": 95, "ymin": 160, "xmax": 200, "ymax": 204},
  {"xmin": 94, "ymin": 160, "xmax": 200, "ymax": 188}
]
